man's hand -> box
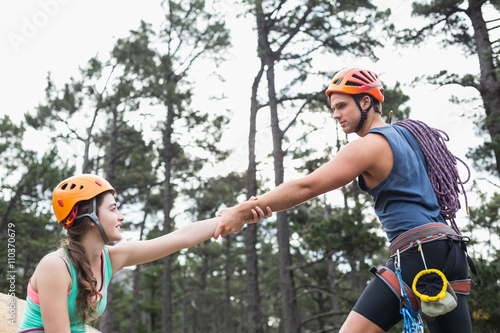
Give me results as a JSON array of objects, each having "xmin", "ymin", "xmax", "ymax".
[{"xmin": 213, "ymin": 199, "xmax": 272, "ymax": 239}]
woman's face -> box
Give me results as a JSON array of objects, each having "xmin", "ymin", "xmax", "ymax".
[{"xmin": 98, "ymin": 192, "xmax": 124, "ymax": 242}]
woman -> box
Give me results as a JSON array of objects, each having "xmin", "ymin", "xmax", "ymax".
[
  {"xmin": 18, "ymin": 174, "xmax": 270, "ymax": 332},
  {"xmin": 214, "ymin": 68, "xmax": 474, "ymax": 332}
]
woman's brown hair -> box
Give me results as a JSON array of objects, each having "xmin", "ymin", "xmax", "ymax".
[{"xmin": 59, "ymin": 191, "xmax": 111, "ymax": 325}]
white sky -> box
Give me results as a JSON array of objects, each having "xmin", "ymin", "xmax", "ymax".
[
  {"xmin": 0, "ymin": 1, "xmax": 487, "ymax": 151},
  {"xmin": 1, "ymin": 0, "xmax": 498, "ymax": 240}
]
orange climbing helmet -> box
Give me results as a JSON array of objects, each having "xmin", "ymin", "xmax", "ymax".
[
  {"xmin": 325, "ymin": 68, "xmax": 384, "ymax": 102},
  {"xmin": 52, "ymin": 174, "xmax": 115, "ymax": 227}
]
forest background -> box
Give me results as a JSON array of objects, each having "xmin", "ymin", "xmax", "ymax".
[{"xmin": 1, "ymin": 0, "xmax": 500, "ymax": 332}]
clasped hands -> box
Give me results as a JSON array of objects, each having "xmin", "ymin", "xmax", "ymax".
[{"xmin": 213, "ymin": 197, "xmax": 272, "ymax": 239}]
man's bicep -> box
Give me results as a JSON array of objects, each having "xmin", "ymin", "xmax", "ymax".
[{"xmin": 307, "ymin": 140, "xmax": 374, "ymax": 195}]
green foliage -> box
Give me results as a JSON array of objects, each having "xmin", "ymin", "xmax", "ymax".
[
  {"xmin": 0, "ymin": 116, "xmax": 75, "ymax": 298},
  {"xmin": 468, "ymin": 258, "xmax": 500, "ymax": 331},
  {"xmin": 412, "ymin": 70, "xmax": 480, "ymax": 89},
  {"xmin": 306, "ymin": 210, "xmax": 383, "ymax": 257},
  {"xmin": 100, "ymin": 121, "xmax": 157, "ymax": 200},
  {"xmin": 284, "ymin": 181, "xmax": 387, "ymax": 330},
  {"xmin": 467, "ymin": 140, "xmax": 500, "ymax": 175},
  {"xmin": 184, "ymin": 172, "xmax": 247, "ymax": 218},
  {"xmin": 393, "ymin": 0, "xmax": 500, "ymax": 177},
  {"xmin": 98, "ymin": 281, "xmax": 133, "ymax": 332},
  {"xmin": 467, "ymin": 189, "xmax": 500, "ymax": 248},
  {"xmin": 381, "ymin": 81, "xmax": 412, "ymax": 122},
  {"xmin": 0, "ymin": 115, "xmax": 25, "ymax": 160},
  {"xmin": 461, "ymin": 183, "xmax": 500, "ymax": 331},
  {"xmin": 0, "ymin": 202, "xmax": 60, "ymax": 296},
  {"xmin": 395, "ymin": 0, "xmax": 476, "ymax": 54}
]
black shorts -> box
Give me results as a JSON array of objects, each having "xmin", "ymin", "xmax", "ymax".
[{"xmin": 352, "ymin": 239, "xmax": 472, "ymax": 332}]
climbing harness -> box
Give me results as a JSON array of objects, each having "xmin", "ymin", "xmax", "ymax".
[
  {"xmin": 371, "ymin": 224, "xmax": 473, "ymax": 302},
  {"xmin": 370, "ymin": 266, "xmax": 471, "ymax": 314},
  {"xmin": 389, "ymin": 223, "xmax": 465, "ymax": 256},
  {"xmin": 388, "ymin": 223, "xmax": 478, "ymax": 285},
  {"xmin": 370, "ymin": 224, "xmax": 474, "ymax": 331},
  {"xmin": 395, "ymin": 250, "xmax": 424, "ymax": 333}
]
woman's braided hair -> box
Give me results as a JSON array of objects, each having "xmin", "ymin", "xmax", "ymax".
[
  {"xmin": 59, "ymin": 193, "xmax": 109, "ymax": 325},
  {"xmin": 393, "ymin": 119, "xmax": 470, "ymax": 234}
]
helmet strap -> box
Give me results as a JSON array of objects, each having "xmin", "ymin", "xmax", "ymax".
[
  {"xmin": 353, "ymin": 96, "xmax": 373, "ymax": 133},
  {"xmin": 75, "ymin": 197, "xmax": 111, "ymax": 245}
]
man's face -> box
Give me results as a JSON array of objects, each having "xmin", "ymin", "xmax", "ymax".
[{"xmin": 329, "ymin": 93, "xmax": 360, "ymax": 134}]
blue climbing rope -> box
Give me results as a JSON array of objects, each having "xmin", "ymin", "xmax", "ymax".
[{"xmin": 395, "ymin": 250, "xmax": 424, "ymax": 333}]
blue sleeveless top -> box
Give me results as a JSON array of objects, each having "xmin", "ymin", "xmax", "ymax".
[{"xmin": 358, "ymin": 125, "xmax": 445, "ymax": 242}]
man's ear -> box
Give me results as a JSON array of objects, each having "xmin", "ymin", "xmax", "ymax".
[{"xmin": 361, "ymin": 95, "xmax": 372, "ymax": 109}]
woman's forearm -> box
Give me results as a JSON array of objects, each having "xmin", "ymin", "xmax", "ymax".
[{"xmin": 176, "ymin": 217, "xmax": 219, "ymax": 247}]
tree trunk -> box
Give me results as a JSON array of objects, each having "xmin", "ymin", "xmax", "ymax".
[
  {"xmin": 223, "ymin": 237, "xmax": 234, "ymax": 332},
  {"xmin": 161, "ymin": 101, "xmax": 175, "ymax": 333},
  {"xmin": 266, "ymin": 57, "xmax": 300, "ymax": 333},
  {"xmin": 181, "ymin": 268, "xmax": 188, "ymax": 333},
  {"xmin": 98, "ymin": 287, "xmax": 113, "ymax": 332},
  {"xmin": 105, "ymin": 108, "xmax": 119, "ymax": 181},
  {"xmin": 130, "ymin": 266, "xmax": 141, "ymax": 333},
  {"xmin": 196, "ymin": 253, "xmax": 208, "ymax": 332},
  {"xmin": 245, "ymin": 63, "xmax": 266, "ymax": 333},
  {"xmin": 326, "ymin": 254, "xmax": 342, "ymax": 330},
  {"xmin": 253, "ymin": 0, "xmax": 300, "ymax": 330},
  {"xmin": 98, "ymin": 102, "xmax": 120, "ymax": 333},
  {"xmin": 467, "ymin": 0, "xmax": 500, "ymax": 176},
  {"xmin": 130, "ymin": 198, "xmax": 149, "ymax": 333}
]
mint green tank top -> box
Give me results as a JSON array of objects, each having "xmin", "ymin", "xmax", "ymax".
[{"xmin": 18, "ymin": 247, "xmax": 113, "ymax": 332}]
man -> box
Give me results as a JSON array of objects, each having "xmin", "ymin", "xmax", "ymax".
[{"xmin": 214, "ymin": 68, "xmax": 472, "ymax": 332}]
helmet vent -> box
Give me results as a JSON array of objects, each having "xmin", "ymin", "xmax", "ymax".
[
  {"xmin": 345, "ymin": 80, "xmax": 361, "ymax": 87},
  {"xmin": 63, "ymin": 183, "xmax": 74, "ymax": 190},
  {"xmin": 352, "ymin": 72, "xmax": 375, "ymax": 84},
  {"xmin": 60, "ymin": 183, "xmax": 80, "ymax": 191}
]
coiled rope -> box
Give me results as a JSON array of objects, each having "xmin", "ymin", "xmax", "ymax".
[{"xmin": 393, "ymin": 119, "xmax": 471, "ymax": 234}]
